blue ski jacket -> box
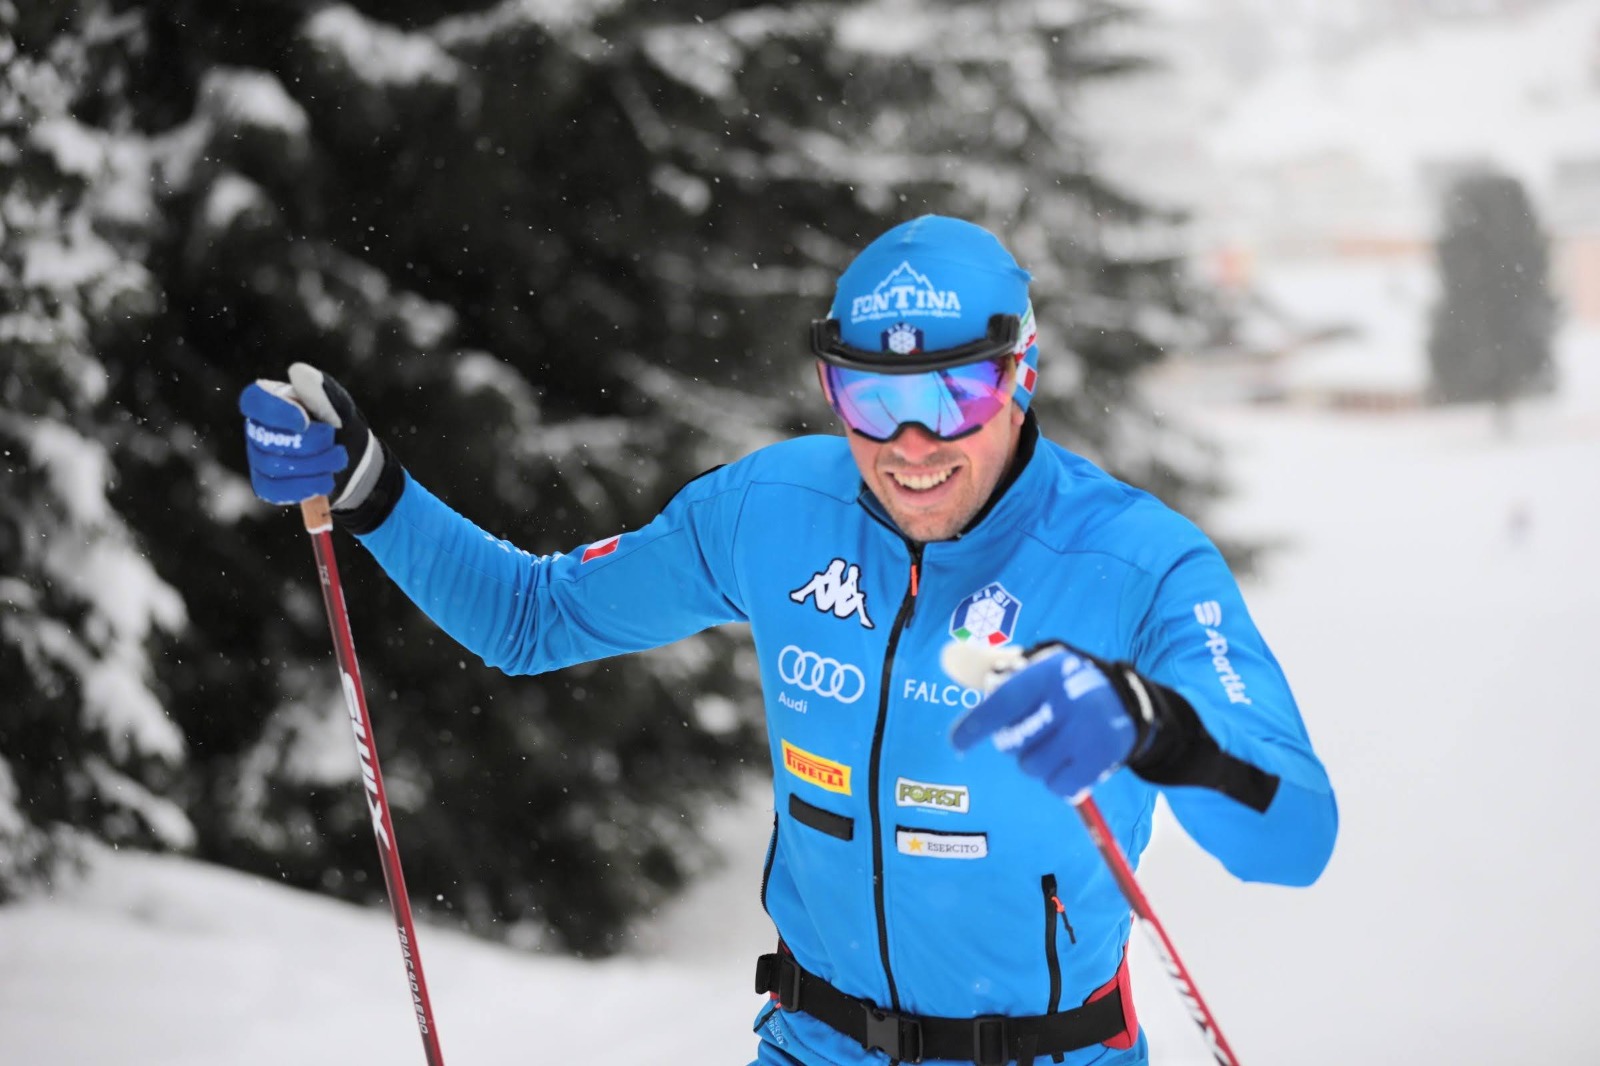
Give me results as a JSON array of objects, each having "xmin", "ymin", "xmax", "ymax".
[{"xmin": 353, "ymin": 422, "xmax": 1337, "ymax": 1066}]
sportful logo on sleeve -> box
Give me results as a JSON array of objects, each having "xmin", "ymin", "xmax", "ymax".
[
  {"xmin": 1192, "ymin": 600, "xmax": 1252, "ymax": 705},
  {"xmin": 790, "ymin": 558, "xmax": 875, "ymax": 629}
]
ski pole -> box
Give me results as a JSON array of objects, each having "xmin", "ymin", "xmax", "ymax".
[
  {"xmin": 301, "ymin": 495, "xmax": 447, "ymax": 1066},
  {"xmin": 1074, "ymin": 795, "xmax": 1240, "ymax": 1066},
  {"xmin": 940, "ymin": 640, "xmax": 1240, "ymax": 1064}
]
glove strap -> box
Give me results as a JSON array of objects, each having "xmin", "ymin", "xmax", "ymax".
[
  {"xmin": 334, "ymin": 440, "xmax": 406, "ymax": 534},
  {"xmin": 332, "ymin": 429, "xmax": 384, "ymax": 511}
]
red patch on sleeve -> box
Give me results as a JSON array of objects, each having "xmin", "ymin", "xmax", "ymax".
[{"xmin": 581, "ymin": 535, "xmax": 621, "ymax": 564}]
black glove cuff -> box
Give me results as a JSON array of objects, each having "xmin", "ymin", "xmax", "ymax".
[
  {"xmin": 1116, "ymin": 668, "xmax": 1281, "ymax": 814},
  {"xmin": 333, "ymin": 439, "xmax": 406, "ymax": 535}
]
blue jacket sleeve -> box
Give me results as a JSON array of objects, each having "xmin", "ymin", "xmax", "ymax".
[
  {"xmin": 352, "ymin": 468, "xmax": 750, "ymax": 675},
  {"xmin": 1130, "ymin": 547, "xmax": 1338, "ymax": 887}
]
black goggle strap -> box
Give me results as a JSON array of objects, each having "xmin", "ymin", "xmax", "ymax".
[{"xmin": 809, "ymin": 313, "xmax": 1022, "ymax": 374}]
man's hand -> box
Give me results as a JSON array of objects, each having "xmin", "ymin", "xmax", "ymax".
[
  {"xmin": 239, "ymin": 363, "xmax": 384, "ymax": 511},
  {"xmin": 947, "ymin": 641, "xmax": 1159, "ymax": 802}
]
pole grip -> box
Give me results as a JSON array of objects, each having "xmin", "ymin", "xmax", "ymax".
[{"xmin": 302, "ymin": 495, "xmax": 333, "ymax": 533}]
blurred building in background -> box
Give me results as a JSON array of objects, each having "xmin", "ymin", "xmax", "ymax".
[{"xmin": 1097, "ymin": 0, "xmax": 1600, "ymax": 408}]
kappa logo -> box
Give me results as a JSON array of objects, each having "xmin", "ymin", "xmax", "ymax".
[
  {"xmin": 781, "ymin": 740, "xmax": 852, "ymax": 795},
  {"xmin": 849, "ymin": 262, "xmax": 964, "ymax": 324},
  {"xmin": 790, "ymin": 558, "xmax": 875, "ymax": 629},
  {"xmin": 950, "ymin": 582, "xmax": 1022, "ymax": 647},
  {"xmin": 778, "ymin": 645, "xmax": 866, "ymax": 704}
]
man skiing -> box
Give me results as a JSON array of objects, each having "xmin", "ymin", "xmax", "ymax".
[{"xmin": 239, "ymin": 215, "xmax": 1337, "ymax": 1065}]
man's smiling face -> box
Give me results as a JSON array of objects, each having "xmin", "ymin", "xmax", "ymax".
[{"xmin": 844, "ymin": 398, "xmax": 1025, "ymax": 543}]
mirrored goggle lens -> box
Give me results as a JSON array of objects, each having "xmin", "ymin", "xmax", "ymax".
[{"xmin": 824, "ymin": 360, "xmax": 1011, "ymax": 442}]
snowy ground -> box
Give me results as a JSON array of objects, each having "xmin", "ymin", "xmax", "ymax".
[{"xmin": 4, "ymin": 321, "xmax": 1598, "ymax": 1064}]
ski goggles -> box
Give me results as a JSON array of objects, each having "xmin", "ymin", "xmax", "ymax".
[{"xmin": 812, "ymin": 314, "xmax": 1021, "ymax": 442}]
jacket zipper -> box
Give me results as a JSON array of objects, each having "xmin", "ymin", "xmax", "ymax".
[
  {"xmin": 760, "ymin": 813, "xmax": 778, "ymax": 914},
  {"xmin": 868, "ymin": 541, "xmax": 922, "ymax": 1012},
  {"xmin": 1042, "ymin": 873, "xmax": 1076, "ymax": 1014}
]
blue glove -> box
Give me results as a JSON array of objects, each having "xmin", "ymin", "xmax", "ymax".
[
  {"xmin": 950, "ymin": 644, "xmax": 1158, "ymax": 801},
  {"xmin": 239, "ymin": 363, "xmax": 385, "ymax": 510},
  {"xmin": 240, "ymin": 379, "xmax": 345, "ymax": 504}
]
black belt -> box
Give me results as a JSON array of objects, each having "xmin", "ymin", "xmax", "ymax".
[{"xmin": 754, "ymin": 952, "xmax": 1126, "ymax": 1065}]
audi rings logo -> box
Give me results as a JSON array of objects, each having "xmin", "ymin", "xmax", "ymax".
[{"xmin": 778, "ymin": 646, "xmax": 866, "ymax": 704}]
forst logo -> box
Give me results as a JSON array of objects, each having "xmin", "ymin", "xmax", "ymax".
[
  {"xmin": 896, "ymin": 777, "xmax": 970, "ymax": 814},
  {"xmin": 950, "ymin": 582, "xmax": 1022, "ymax": 647}
]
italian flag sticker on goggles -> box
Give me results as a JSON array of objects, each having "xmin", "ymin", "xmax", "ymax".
[{"xmin": 813, "ymin": 312, "xmax": 1028, "ymax": 442}]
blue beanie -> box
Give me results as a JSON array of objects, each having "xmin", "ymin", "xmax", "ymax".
[{"xmin": 828, "ymin": 215, "xmax": 1040, "ymax": 410}]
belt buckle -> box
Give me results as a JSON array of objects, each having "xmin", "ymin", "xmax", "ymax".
[
  {"xmin": 972, "ymin": 1016, "xmax": 1009, "ymax": 1066},
  {"xmin": 864, "ymin": 1006, "xmax": 923, "ymax": 1063},
  {"xmin": 776, "ymin": 957, "xmax": 803, "ymax": 1013}
]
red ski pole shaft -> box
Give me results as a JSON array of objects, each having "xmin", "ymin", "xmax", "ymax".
[
  {"xmin": 301, "ymin": 496, "xmax": 446, "ymax": 1066},
  {"xmin": 1074, "ymin": 795, "xmax": 1240, "ymax": 1066}
]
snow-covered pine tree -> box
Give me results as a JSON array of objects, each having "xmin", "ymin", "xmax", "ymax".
[
  {"xmin": 9, "ymin": 0, "xmax": 1220, "ymax": 953},
  {"xmin": 0, "ymin": 2, "xmax": 192, "ymax": 896},
  {"xmin": 89, "ymin": 0, "xmax": 773, "ymax": 953},
  {"xmin": 611, "ymin": 0, "xmax": 1216, "ymax": 512}
]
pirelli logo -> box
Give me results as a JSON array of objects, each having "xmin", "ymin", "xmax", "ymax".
[{"xmin": 781, "ymin": 740, "xmax": 852, "ymax": 795}]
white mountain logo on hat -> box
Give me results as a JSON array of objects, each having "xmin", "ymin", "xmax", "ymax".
[{"xmin": 850, "ymin": 261, "xmax": 963, "ymax": 323}]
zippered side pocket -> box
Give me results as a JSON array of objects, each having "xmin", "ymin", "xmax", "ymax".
[{"xmin": 1041, "ymin": 873, "xmax": 1077, "ymax": 1014}]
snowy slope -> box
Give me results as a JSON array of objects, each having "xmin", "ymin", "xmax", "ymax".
[
  {"xmin": 1127, "ymin": 323, "xmax": 1600, "ymax": 1064},
  {"xmin": 4, "ymin": 325, "xmax": 1598, "ymax": 1064}
]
